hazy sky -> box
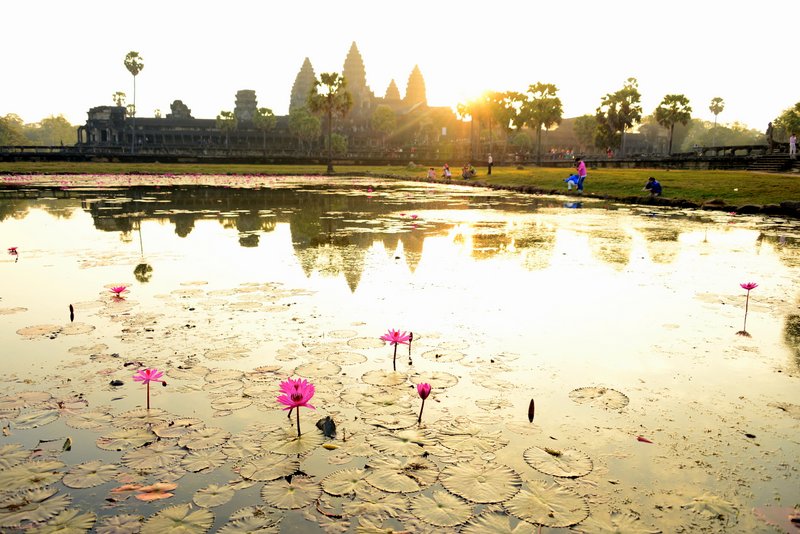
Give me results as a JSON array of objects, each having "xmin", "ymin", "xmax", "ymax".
[{"xmin": 2, "ymin": 1, "xmax": 794, "ymax": 132}]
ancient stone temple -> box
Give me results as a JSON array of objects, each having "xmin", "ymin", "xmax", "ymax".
[
  {"xmin": 289, "ymin": 58, "xmax": 316, "ymax": 112},
  {"xmin": 404, "ymin": 65, "xmax": 427, "ymax": 107},
  {"xmin": 234, "ymin": 90, "xmax": 258, "ymax": 124}
]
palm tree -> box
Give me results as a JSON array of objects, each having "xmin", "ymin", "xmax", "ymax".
[
  {"xmin": 123, "ymin": 52, "xmax": 144, "ymax": 154},
  {"xmin": 215, "ymin": 111, "xmax": 237, "ymax": 151},
  {"xmin": 655, "ymin": 94, "xmax": 692, "ymax": 154},
  {"xmin": 519, "ymin": 83, "xmax": 563, "ymax": 165},
  {"xmin": 253, "ymin": 107, "xmax": 276, "ymax": 156},
  {"xmin": 709, "ymin": 97, "xmax": 724, "ymax": 147},
  {"xmin": 308, "ymin": 73, "xmax": 352, "ymax": 173}
]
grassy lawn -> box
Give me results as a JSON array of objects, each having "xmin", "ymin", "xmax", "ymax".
[{"xmin": 1, "ymin": 161, "xmax": 798, "ymax": 207}]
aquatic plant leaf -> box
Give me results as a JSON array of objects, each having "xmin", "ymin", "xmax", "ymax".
[
  {"xmin": 367, "ymin": 429, "xmax": 433, "ymax": 456},
  {"xmin": 347, "ymin": 337, "xmax": 385, "ymax": 349},
  {"xmin": 228, "ymin": 505, "xmax": 282, "ymax": 523},
  {"xmin": 342, "ymin": 491, "xmax": 407, "ymax": 522},
  {"xmin": 321, "ymin": 468, "xmax": 368, "ymax": 496},
  {"xmin": 210, "ymin": 396, "xmax": 252, "ymax": 411},
  {"xmin": 178, "ymin": 427, "xmax": 231, "ymax": 450},
  {"xmin": 356, "ymin": 391, "xmax": 412, "ymax": 415},
  {"xmin": 222, "ymin": 436, "xmax": 263, "ymax": 460},
  {"xmin": 261, "ymin": 476, "xmax": 321, "ymax": 509},
  {"xmin": 60, "ymin": 322, "xmax": 96, "ymax": 335},
  {"xmin": 0, "ymin": 391, "xmax": 52, "ymax": 410},
  {"xmin": 16, "ymin": 324, "xmax": 62, "ymax": 337},
  {"xmin": 96, "ymin": 428, "xmax": 156, "ymax": 451},
  {"xmin": 0, "ymin": 460, "xmax": 65, "ymax": 492},
  {"xmin": 326, "ymin": 329, "xmax": 358, "ymax": 339},
  {"xmin": 62, "ymin": 460, "xmax": 119, "ymax": 488},
  {"xmin": 681, "ymin": 492, "xmax": 738, "ymax": 521},
  {"xmin": 121, "ymin": 442, "xmax": 186, "ymax": 471},
  {"xmin": 410, "ymin": 489, "xmax": 472, "ymax": 527},
  {"xmin": 325, "ymin": 351, "xmax": 367, "ymax": 365},
  {"xmin": 364, "ymin": 456, "xmax": 438, "ymax": 493},
  {"xmin": 0, "ymin": 443, "xmax": 29, "ymax": 469},
  {"xmin": 574, "ymin": 510, "xmax": 662, "ymax": 533},
  {"xmin": 440, "ymin": 462, "xmax": 522, "ymax": 503},
  {"xmin": 265, "ymin": 427, "xmax": 324, "ymax": 455},
  {"xmin": 436, "ymin": 420, "xmax": 508, "ymax": 454},
  {"xmin": 461, "ymin": 512, "xmax": 535, "ymax": 533},
  {"xmin": 152, "ymin": 418, "xmax": 205, "ymax": 439},
  {"xmin": 28, "ymin": 508, "xmax": 96, "ymax": 533},
  {"xmin": 568, "ymin": 386, "xmax": 629, "ymax": 410},
  {"xmin": 14, "ymin": 409, "xmax": 60, "ymax": 429},
  {"xmin": 361, "ymin": 370, "xmax": 407, "ymax": 387},
  {"xmin": 504, "ymin": 480, "xmax": 589, "ymax": 528},
  {"xmin": 135, "ymin": 482, "xmax": 178, "ymax": 502},
  {"xmin": 421, "ymin": 349, "xmax": 464, "ymax": 362},
  {"xmin": 295, "ymin": 360, "xmax": 342, "ymax": 377},
  {"xmin": 217, "ymin": 515, "xmax": 280, "ymax": 534},
  {"xmin": 181, "ymin": 449, "xmax": 227, "ymax": 473},
  {"xmin": 409, "ymin": 371, "xmax": 459, "ymax": 388},
  {"xmin": 94, "ymin": 513, "xmax": 144, "ymax": 534},
  {"xmin": 523, "ymin": 446, "xmax": 593, "ymax": 478},
  {"xmin": 0, "ymin": 487, "xmax": 71, "ymax": 529},
  {"xmin": 141, "ymin": 503, "xmax": 214, "ymax": 533},
  {"xmin": 63, "ymin": 411, "xmax": 114, "ymax": 430},
  {"xmin": 193, "ymin": 483, "xmax": 235, "ymax": 508},
  {"xmin": 238, "ymin": 454, "xmax": 299, "ymax": 481},
  {"xmin": 362, "ymin": 412, "xmax": 419, "ymax": 430},
  {"xmin": 115, "ymin": 408, "xmax": 170, "ymax": 429}
]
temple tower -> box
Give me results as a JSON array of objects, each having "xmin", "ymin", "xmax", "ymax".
[
  {"xmin": 342, "ymin": 42, "xmax": 374, "ymax": 117},
  {"xmin": 384, "ymin": 79, "xmax": 401, "ymax": 101},
  {"xmin": 289, "ymin": 58, "xmax": 317, "ymax": 111},
  {"xmin": 404, "ymin": 65, "xmax": 427, "ymax": 107},
  {"xmin": 234, "ymin": 90, "xmax": 257, "ymax": 124}
]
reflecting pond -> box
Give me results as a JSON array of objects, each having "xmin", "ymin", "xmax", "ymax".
[{"xmin": 1, "ymin": 175, "xmax": 799, "ymax": 533}]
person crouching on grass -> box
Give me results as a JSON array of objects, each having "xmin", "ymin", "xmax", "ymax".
[{"xmin": 643, "ymin": 177, "xmax": 662, "ymax": 197}]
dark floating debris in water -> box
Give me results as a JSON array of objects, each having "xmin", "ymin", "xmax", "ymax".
[
  {"xmin": 316, "ymin": 416, "xmax": 337, "ymax": 438},
  {"xmin": 528, "ymin": 399, "xmax": 535, "ymax": 423},
  {"xmin": 744, "ymin": 432, "xmax": 756, "ymax": 439},
  {"xmin": 110, "ymin": 380, "xmax": 124, "ymax": 387},
  {"xmin": 636, "ymin": 436, "xmax": 653, "ymax": 444},
  {"xmin": 69, "ymin": 304, "xmax": 74, "ymax": 322}
]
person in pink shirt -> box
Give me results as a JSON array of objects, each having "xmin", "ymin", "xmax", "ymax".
[{"xmin": 575, "ymin": 157, "xmax": 587, "ymax": 193}]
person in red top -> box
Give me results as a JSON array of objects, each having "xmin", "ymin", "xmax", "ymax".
[{"xmin": 575, "ymin": 157, "xmax": 587, "ymax": 193}]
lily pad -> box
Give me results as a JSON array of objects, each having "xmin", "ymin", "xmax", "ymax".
[
  {"xmin": 263, "ymin": 426, "xmax": 324, "ymax": 456},
  {"xmin": 0, "ymin": 461, "xmax": 65, "ymax": 492},
  {"xmin": 261, "ymin": 476, "xmax": 321, "ymax": 509},
  {"xmin": 504, "ymin": 480, "xmax": 589, "ymax": 528},
  {"xmin": 295, "ymin": 360, "xmax": 341, "ymax": 377},
  {"xmin": 568, "ymin": 386, "xmax": 629, "ymax": 410},
  {"xmin": 16, "ymin": 324, "xmax": 62, "ymax": 337},
  {"xmin": 95, "ymin": 513, "xmax": 144, "ymax": 534},
  {"xmin": 574, "ymin": 510, "xmax": 662, "ymax": 533},
  {"xmin": 217, "ymin": 515, "xmax": 280, "ymax": 534},
  {"xmin": 63, "ymin": 411, "xmax": 114, "ymax": 430},
  {"xmin": 238, "ymin": 454, "xmax": 299, "ymax": 481},
  {"xmin": 362, "ymin": 412, "xmax": 419, "ymax": 430},
  {"xmin": 121, "ymin": 442, "xmax": 186, "ymax": 471},
  {"xmin": 181, "ymin": 449, "xmax": 227, "ymax": 473},
  {"xmin": 347, "ymin": 337, "xmax": 385, "ymax": 349},
  {"xmin": 368, "ymin": 429, "xmax": 433, "ymax": 456},
  {"xmin": 28, "ymin": 508, "xmax": 96, "ymax": 533},
  {"xmin": 0, "ymin": 487, "xmax": 71, "ymax": 529},
  {"xmin": 523, "ymin": 446, "xmax": 593, "ymax": 478},
  {"xmin": 96, "ymin": 428, "xmax": 156, "ymax": 451},
  {"xmin": 361, "ymin": 370, "xmax": 407, "ymax": 387},
  {"xmin": 341, "ymin": 492, "xmax": 408, "ymax": 521},
  {"xmin": 193, "ymin": 484, "xmax": 235, "ymax": 508},
  {"xmin": 152, "ymin": 418, "xmax": 205, "ymax": 439},
  {"xmin": 14, "ymin": 409, "xmax": 60, "ymax": 429},
  {"xmin": 462, "ymin": 512, "xmax": 536, "ymax": 533},
  {"xmin": 0, "ymin": 443, "xmax": 29, "ymax": 469},
  {"xmin": 440, "ymin": 462, "xmax": 522, "ymax": 503},
  {"xmin": 141, "ymin": 503, "xmax": 214, "ymax": 534},
  {"xmin": 62, "ymin": 460, "xmax": 119, "ymax": 489},
  {"xmin": 410, "ymin": 489, "xmax": 472, "ymax": 527},
  {"xmin": 409, "ymin": 370, "xmax": 459, "ymax": 388},
  {"xmin": 60, "ymin": 322, "xmax": 96, "ymax": 335},
  {"xmin": 421, "ymin": 349, "xmax": 465, "ymax": 362},
  {"xmin": 365, "ymin": 456, "xmax": 438, "ymax": 493},
  {"xmin": 115, "ymin": 408, "xmax": 170, "ymax": 429},
  {"xmin": 324, "ymin": 351, "xmax": 367, "ymax": 365},
  {"xmin": 178, "ymin": 427, "xmax": 231, "ymax": 450},
  {"xmin": 681, "ymin": 492, "xmax": 738, "ymax": 522},
  {"xmin": 321, "ymin": 468, "xmax": 368, "ymax": 496}
]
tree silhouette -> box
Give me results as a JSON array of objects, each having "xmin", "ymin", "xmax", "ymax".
[
  {"xmin": 308, "ymin": 73, "xmax": 352, "ymax": 173},
  {"xmin": 123, "ymin": 51, "xmax": 144, "ymax": 154},
  {"xmin": 709, "ymin": 97, "xmax": 724, "ymax": 146},
  {"xmin": 655, "ymin": 94, "xmax": 692, "ymax": 154},
  {"xmin": 519, "ymin": 83, "xmax": 563, "ymax": 165},
  {"xmin": 253, "ymin": 107, "xmax": 276, "ymax": 155}
]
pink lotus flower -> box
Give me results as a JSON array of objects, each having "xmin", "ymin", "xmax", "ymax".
[
  {"xmin": 737, "ymin": 281, "xmax": 757, "ymax": 337},
  {"xmin": 277, "ymin": 377, "xmax": 316, "ymax": 436},
  {"xmin": 133, "ymin": 368, "xmax": 167, "ymax": 410},
  {"xmin": 7, "ymin": 247, "xmax": 17, "ymax": 255},
  {"xmin": 417, "ymin": 383, "xmax": 432, "ymax": 424},
  {"xmin": 110, "ymin": 286, "xmax": 128, "ymax": 298},
  {"xmin": 410, "ymin": 214, "xmax": 418, "ymax": 219},
  {"xmin": 380, "ymin": 329, "xmax": 412, "ymax": 371}
]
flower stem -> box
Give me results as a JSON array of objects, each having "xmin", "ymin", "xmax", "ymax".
[
  {"xmin": 417, "ymin": 398, "xmax": 426, "ymax": 425},
  {"xmin": 392, "ymin": 344, "xmax": 398, "ymax": 371},
  {"xmin": 146, "ymin": 382, "xmax": 150, "ymax": 410},
  {"xmin": 296, "ymin": 406, "xmax": 302, "ymax": 437},
  {"xmin": 743, "ymin": 290, "xmax": 750, "ymax": 331}
]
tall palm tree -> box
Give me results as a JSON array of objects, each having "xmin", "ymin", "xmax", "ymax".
[
  {"xmin": 709, "ymin": 97, "xmax": 724, "ymax": 147},
  {"xmin": 123, "ymin": 51, "xmax": 144, "ymax": 154},
  {"xmin": 308, "ymin": 73, "xmax": 352, "ymax": 173}
]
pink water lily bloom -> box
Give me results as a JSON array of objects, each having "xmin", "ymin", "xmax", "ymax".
[
  {"xmin": 417, "ymin": 383, "xmax": 431, "ymax": 400},
  {"xmin": 7, "ymin": 247, "xmax": 17, "ymax": 255},
  {"xmin": 110, "ymin": 286, "xmax": 128, "ymax": 297},
  {"xmin": 380, "ymin": 329, "xmax": 411, "ymax": 346},
  {"xmin": 133, "ymin": 368, "xmax": 167, "ymax": 410},
  {"xmin": 737, "ymin": 281, "xmax": 758, "ymax": 336},
  {"xmin": 740, "ymin": 282, "xmax": 758, "ymax": 291},
  {"xmin": 277, "ymin": 377, "xmax": 316, "ymax": 437}
]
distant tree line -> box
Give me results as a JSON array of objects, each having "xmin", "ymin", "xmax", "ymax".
[{"xmin": 0, "ymin": 114, "xmax": 77, "ymax": 146}]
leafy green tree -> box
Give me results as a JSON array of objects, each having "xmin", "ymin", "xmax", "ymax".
[
  {"xmin": 154, "ymin": 109, "xmax": 162, "ymax": 119},
  {"xmin": 288, "ymin": 106, "xmax": 321, "ymax": 154},
  {"xmin": 518, "ymin": 82, "xmax": 563, "ymax": 164},
  {"xmin": 253, "ymin": 107, "xmax": 277, "ymax": 153},
  {"xmin": 29, "ymin": 115, "xmax": 77, "ymax": 146},
  {"xmin": 370, "ymin": 105, "xmax": 396, "ymax": 148},
  {"xmin": 775, "ymin": 102, "xmax": 800, "ymax": 141},
  {"xmin": 595, "ymin": 77, "xmax": 642, "ymax": 155},
  {"xmin": 709, "ymin": 97, "xmax": 724, "ymax": 145},
  {"xmin": 215, "ymin": 110, "xmax": 237, "ymax": 149},
  {"xmin": 123, "ymin": 51, "xmax": 144, "ymax": 153},
  {"xmin": 573, "ymin": 115, "xmax": 596, "ymax": 153},
  {"xmin": 329, "ymin": 133, "xmax": 348, "ymax": 156},
  {"xmin": 112, "ymin": 92, "xmax": 126, "ymax": 107},
  {"xmin": 0, "ymin": 114, "xmax": 28, "ymax": 145},
  {"xmin": 655, "ymin": 94, "xmax": 692, "ymax": 154},
  {"xmin": 456, "ymin": 99, "xmax": 478, "ymax": 160},
  {"xmin": 308, "ymin": 72, "xmax": 353, "ymax": 173}
]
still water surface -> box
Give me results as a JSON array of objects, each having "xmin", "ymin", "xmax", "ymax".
[{"xmin": 0, "ymin": 176, "xmax": 798, "ymax": 532}]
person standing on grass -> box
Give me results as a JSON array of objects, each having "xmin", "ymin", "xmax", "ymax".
[
  {"xmin": 487, "ymin": 153, "xmax": 493, "ymax": 175},
  {"xmin": 575, "ymin": 157, "xmax": 587, "ymax": 193},
  {"xmin": 790, "ymin": 132, "xmax": 797, "ymax": 160}
]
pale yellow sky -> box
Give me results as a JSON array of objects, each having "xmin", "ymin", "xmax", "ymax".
[{"xmin": 1, "ymin": 0, "xmax": 794, "ymax": 131}]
